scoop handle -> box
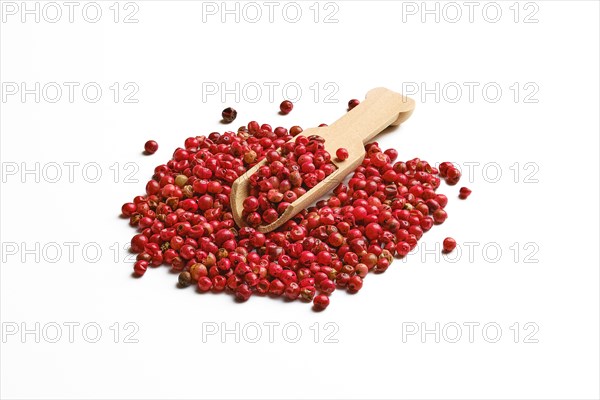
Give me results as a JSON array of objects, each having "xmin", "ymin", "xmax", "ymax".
[{"xmin": 331, "ymin": 87, "xmax": 415, "ymax": 144}]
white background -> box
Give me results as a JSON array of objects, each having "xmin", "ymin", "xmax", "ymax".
[{"xmin": 1, "ymin": 1, "xmax": 599, "ymax": 399}]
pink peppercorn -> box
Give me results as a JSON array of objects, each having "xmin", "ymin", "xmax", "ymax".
[
  {"xmin": 336, "ymin": 148, "xmax": 349, "ymax": 161},
  {"xmin": 443, "ymin": 237, "xmax": 457, "ymax": 253},
  {"xmin": 348, "ymin": 99, "xmax": 360, "ymax": 110},
  {"xmin": 459, "ymin": 187, "xmax": 472, "ymax": 199},
  {"xmin": 144, "ymin": 140, "xmax": 158, "ymax": 154},
  {"xmin": 279, "ymin": 100, "xmax": 293, "ymax": 115},
  {"xmin": 313, "ymin": 294, "xmax": 330, "ymax": 310}
]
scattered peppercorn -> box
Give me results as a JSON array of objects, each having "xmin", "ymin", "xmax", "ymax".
[
  {"xmin": 459, "ymin": 187, "xmax": 472, "ymax": 199},
  {"xmin": 144, "ymin": 140, "xmax": 158, "ymax": 155},
  {"xmin": 279, "ymin": 100, "xmax": 293, "ymax": 115},
  {"xmin": 443, "ymin": 237, "xmax": 457, "ymax": 253},
  {"xmin": 313, "ymin": 294, "xmax": 330, "ymax": 310},
  {"xmin": 133, "ymin": 260, "xmax": 148, "ymax": 276},
  {"xmin": 178, "ymin": 271, "xmax": 192, "ymax": 287},
  {"xmin": 348, "ymin": 99, "xmax": 360, "ymax": 110},
  {"xmin": 221, "ymin": 107, "xmax": 237, "ymax": 123}
]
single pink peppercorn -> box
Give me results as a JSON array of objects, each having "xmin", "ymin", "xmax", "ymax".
[
  {"xmin": 443, "ymin": 237, "xmax": 457, "ymax": 253},
  {"xmin": 221, "ymin": 107, "xmax": 237, "ymax": 123},
  {"xmin": 279, "ymin": 100, "xmax": 293, "ymax": 115},
  {"xmin": 445, "ymin": 167, "xmax": 461, "ymax": 185},
  {"xmin": 144, "ymin": 140, "xmax": 158, "ymax": 154},
  {"xmin": 197, "ymin": 276, "xmax": 213, "ymax": 292},
  {"xmin": 348, "ymin": 99, "xmax": 360, "ymax": 110},
  {"xmin": 336, "ymin": 148, "xmax": 349, "ymax": 161},
  {"xmin": 133, "ymin": 260, "xmax": 148, "ymax": 276},
  {"xmin": 459, "ymin": 187, "xmax": 472, "ymax": 199},
  {"xmin": 121, "ymin": 202, "xmax": 137, "ymax": 217},
  {"xmin": 313, "ymin": 294, "xmax": 330, "ymax": 310}
]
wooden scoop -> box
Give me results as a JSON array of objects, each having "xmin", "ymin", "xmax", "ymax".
[{"xmin": 231, "ymin": 87, "xmax": 415, "ymax": 233}]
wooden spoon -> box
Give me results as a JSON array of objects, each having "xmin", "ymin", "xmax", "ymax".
[{"xmin": 231, "ymin": 87, "xmax": 415, "ymax": 233}]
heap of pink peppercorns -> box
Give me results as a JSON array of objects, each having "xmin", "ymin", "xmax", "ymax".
[{"xmin": 125, "ymin": 99, "xmax": 470, "ymax": 310}]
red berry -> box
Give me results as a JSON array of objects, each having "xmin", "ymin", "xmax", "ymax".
[
  {"xmin": 396, "ymin": 241, "xmax": 410, "ymax": 257},
  {"xmin": 279, "ymin": 100, "xmax": 293, "ymax": 115},
  {"xmin": 284, "ymin": 283, "xmax": 301, "ymax": 300},
  {"xmin": 144, "ymin": 140, "xmax": 158, "ymax": 154},
  {"xmin": 347, "ymin": 275, "xmax": 363, "ymax": 293},
  {"xmin": 131, "ymin": 234, "xmax": 148, "ymax": 253},
  {"xmin": 435, "ymin": 194, "xmax": 448, "ymax": 208},
  {"xmin": 443, "ymin": 237, "xmax": 457, "ymax": 253},
  {"xmin": 221, "ymin": 107, "xmax": 237, "ymax": 123},
  {"xmin": 197, "ymin": 276, "xmax": 213, "ymax": 292},
  {"xmin": 348, "ymin": 99, "xmax": 360, "ymax": 110},
  {"xmin": 121, "ymin": 202, "xmax": 137, "ymax": 217},
  {"xmin": 433, "ymin": 209, "xmax": 448, "ymax": 224},
  {"xmin": 437, "ymin": 162, "xmax": 451, "ymax": 176},
  {"xmin": 319, "ymin": 279, "xmax": 336, "ymax": 295},
  {"xmin": 365, "ymin": 222, "xmax": 383, "ymax": 240},
  {"xmin": 269, "ymin": 279, "xmax": 285, "ymax": 296},
  {"xmin": 133, "ymin": 260, "xmax": 148, "ymax": 276},
  {"xmin": 459, "ymin": 187, "xmax": 472, "ymax": 199},
  {"xmin": 336, "ymin": 148, "xmax": 349, "ymax": 161},
  {"xmin": 313, "ymin": 294, "xmax": 330, "ymax": 310},
  {"xmin": 445, "ymin": 168, "xmax": 461, "ymax": 185},
  {"xmin": 235, "ymin": 284, "xmax": 252, "ymax": 302}
]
